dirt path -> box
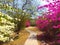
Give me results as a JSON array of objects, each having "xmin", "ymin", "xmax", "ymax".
[{"xmin": 24, "ymin": 29, "xmax": 38, "ymax": 45}]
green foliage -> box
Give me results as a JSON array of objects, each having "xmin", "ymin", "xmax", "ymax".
[
  {"xmin": 0, "ymin": 12, "xmax": 15, "ymax": 42},
  {"xmin": 30, "ymin": 19, "xmax": 36, "ymax": 26},
  {"xmin": 0, "ymin": 2, "xmax": 31, "ymax": 31},
  {"xmin": 13, "ymin": 11, "xmax": 31, "ymax": 31},
  {"xmin": 0, "ymin": 0, "xmax": 31, "ymax": 42}
]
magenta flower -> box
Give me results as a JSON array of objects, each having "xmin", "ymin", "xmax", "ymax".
[
  {"xmin": 25, "ymin": 20, "xmax": 30, "ymax": 27},
  {"xmin": 57, "ymin": 40, "xmax": 60, "ymax": 43},
  {"xmin": 58, "ymin": 17, "xmax": 60, "ymax": 21},
  {"xmin": 36, "ymin": 0, "xmax": 60, "ymax": 44},
  {"xmin": 53, "ymin": 25, "xmax": 60, "ymax": 28},
  {"xmin": 53, "ymin": 26, "xmax": 58, "ymax": 28},
  {"xmin": 56, "ymin": 33, "xmax": 60, "ymax": 37},
  {"xmin": 57, "ymin": 25, "xmax": 60, "ymax": 28}
]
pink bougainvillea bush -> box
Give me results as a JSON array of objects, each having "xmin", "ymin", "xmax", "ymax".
[
  {"xmin": 25, "ymin": 20, "xmax": 30, "ymax": 27},
  {"xmin": 36, "ymin": 0, "xmax": 60, "ymax": 45},
  {"xmin": 36, "ymin": 13, "xmax": 60, "ymax": 45}
]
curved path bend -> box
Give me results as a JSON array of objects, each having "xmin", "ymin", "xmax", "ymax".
[{"xmin": 24, "ymin": 29, "xmax": 38, "ymax": 45}]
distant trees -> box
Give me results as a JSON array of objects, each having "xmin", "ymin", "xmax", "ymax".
[{"xmin": 21, "ymin": 0, "xmax": 37, "ymax": 18}]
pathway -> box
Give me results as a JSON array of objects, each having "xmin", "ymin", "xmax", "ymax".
[{"xmin": 24, "ymin": 29, "xmax": 38, "ymax": 45}]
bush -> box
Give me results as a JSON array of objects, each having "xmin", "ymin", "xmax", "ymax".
[
  {"xmin": 36, "ymin": 1, "xmax": 60, "ymax": 44},
  {"xmin": 0, "ymin": 12, "xmax": 15, "ymax": 42}
]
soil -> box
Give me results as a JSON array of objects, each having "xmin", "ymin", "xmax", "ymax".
[{"xmin": 2, "ymin": 30, "xmax": 30, "ymax": 45}]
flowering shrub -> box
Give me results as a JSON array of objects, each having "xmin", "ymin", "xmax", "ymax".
[
  {"xmin": 36, "ymin": 0, "xmax": 60, "ymax": 45},
  {"xmin": 36, "ymin": 14, "xmax": 60, "ymax": 45},
  {"xmin": 25, "ymin": 20, "xmax": 30, "ymax": 27},
  {"xmin": 0, "ymin": 12, "xmax": 15, "ymax": 42}
]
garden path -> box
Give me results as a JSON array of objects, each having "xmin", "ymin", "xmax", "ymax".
[{"xmin": 24, "ymin": 29, "xmax": 38, "ymax": 45}]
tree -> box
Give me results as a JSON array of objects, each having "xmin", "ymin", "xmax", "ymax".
[
  {"xmin": 0, "ymin": 0, "xmax": 31, "ymax": 31},
  {"xmin": 22, "ymin": 0, "xmax": 37, "ymax": 19}
]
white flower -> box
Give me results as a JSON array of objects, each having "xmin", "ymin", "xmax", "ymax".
[
  {"xmin": 15, "ymin": 18, "xmax": 21, "ymax": 21},
  {"xmin": 18, "ymin": 19, "xmax": 21, "ymax": 21},
  {"xmin": 0, "ymin": 12, "xmax": 16, "ymax": 42},
  {"xmin": 0, "ymin": 35, "xmax": 3, "ymax": 38},
  {"xmin": 6, "ymin": 14, "xmax": 13, "ymax": 20},
  {"xmin": 10, "ymin": 39, "xmax": 14, "ymax": 41}
]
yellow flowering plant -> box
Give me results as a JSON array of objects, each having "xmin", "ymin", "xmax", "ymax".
[{"xmin": 0, "ymin": 12, "xmax": 15, "ymax": 42}]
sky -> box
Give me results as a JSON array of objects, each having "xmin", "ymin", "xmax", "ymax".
[
  {"xmin": 15, "ymin": 0, "xmax": 48, "ymax": 9},
  {"xmin": 17, "ymin": 0, "xmax": 55, "ymax": 9},
  {"xmin": 14, "ymin": 0, "xmax": 55, "ymax": 18}
]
